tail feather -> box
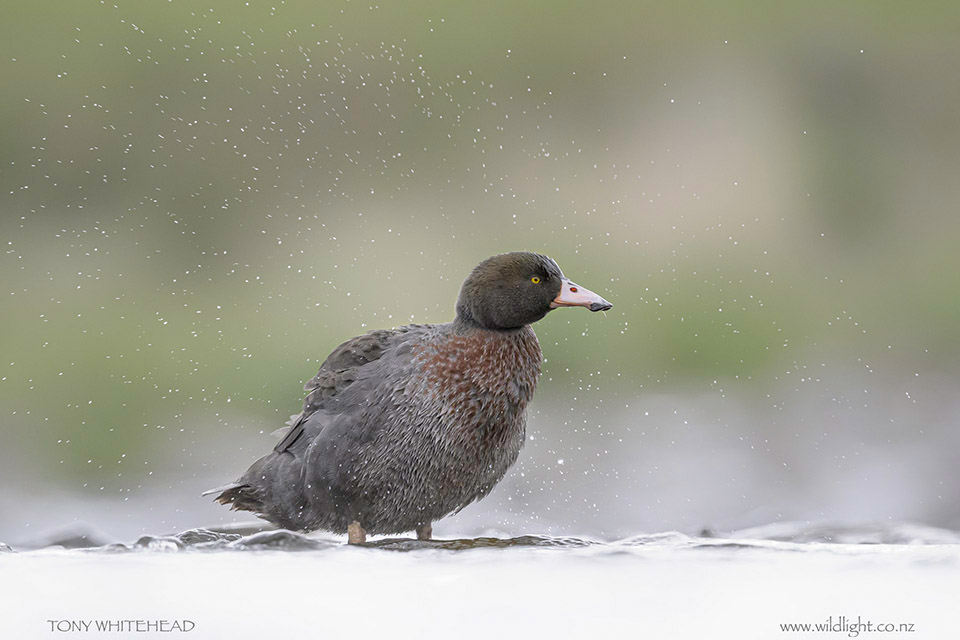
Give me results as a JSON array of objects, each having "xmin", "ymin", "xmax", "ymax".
[
  {"xmin": 203, "ymin": 482, "xmax": 265, "ymax": 514},
  {"xmin": 200, "ymin": 482, "xmax": 240, "ymax": 497},
  {"xmin": 205, "ymin": 451, "xmax": 308, "ymax": 530}
]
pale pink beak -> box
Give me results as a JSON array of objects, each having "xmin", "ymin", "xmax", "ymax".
[{"xmin": 550, "ymin": 279, "xmax": 613, "ymax": 312}]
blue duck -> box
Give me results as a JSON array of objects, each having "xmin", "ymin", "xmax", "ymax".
[{"xmin": 206, "ymin": 252, "xmax": 612, "ymax": 543}]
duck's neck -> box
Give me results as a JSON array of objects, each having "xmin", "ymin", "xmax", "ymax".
[{"xmin": 452, "ymin": 310, "xmax": 528, "ymax": 334}]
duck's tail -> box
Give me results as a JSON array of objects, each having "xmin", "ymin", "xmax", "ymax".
[
  {"xmin": 201, "ymin": 482, "xmax": 265, "ymax": 514},
  {"xmin": 203, "ymin": 449, "xmax": 312, "ymax": 530}
]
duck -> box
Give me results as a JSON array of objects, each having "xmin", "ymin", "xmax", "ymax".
[{"xmin": 206, "ymin": 251, "xmax": 612, "ymax": 543}]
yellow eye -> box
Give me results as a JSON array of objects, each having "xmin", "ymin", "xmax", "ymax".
[{"xmin": 531, "ymin": 276, "xmax": 541, "ymax": 284}]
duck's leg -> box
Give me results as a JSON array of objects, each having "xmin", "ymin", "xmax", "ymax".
[
  {"xmin": 347, "ymin": 521, "xmax": 366, "ymax": 545},
  {"xmin": 415, "ymin": 523, "xmax": 432, "ymax": 541}
]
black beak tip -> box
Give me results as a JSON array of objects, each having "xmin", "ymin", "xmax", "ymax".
[{"xmin": 589, "ymin": 301, "xmax": 613, "ymax": 312}]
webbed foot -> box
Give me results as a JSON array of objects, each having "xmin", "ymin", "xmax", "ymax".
[
  {"xmin": 415, "ymin": 523, "xmax": 432, "ymax": 541},
  {"xmin": 347, "ymin": 521, "xmax": 366, "ymax": 545}
]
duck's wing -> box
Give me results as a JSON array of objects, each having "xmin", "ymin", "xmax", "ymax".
[{"xmin": 273, "ymin": 326, "xmax": 419, "ymax": 453}]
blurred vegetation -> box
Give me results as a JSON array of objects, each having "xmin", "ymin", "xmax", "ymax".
[{"xmin": 2, "ymin": 0, "xmax": 959, "ymax": 491}]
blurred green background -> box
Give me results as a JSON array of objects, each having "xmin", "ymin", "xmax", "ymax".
[{"xmin": 2, "ymin": 1, "xmax": 959, "ymax": 540}]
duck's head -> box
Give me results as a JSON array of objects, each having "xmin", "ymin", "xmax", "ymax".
[{"xmin": 455, "ymin": 251, "xmax": 612, "ymax": 330}]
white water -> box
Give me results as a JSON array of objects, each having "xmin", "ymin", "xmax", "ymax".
[{"xmin": 3, "ymin": 524, "xmax": 959, "ymax": 639}]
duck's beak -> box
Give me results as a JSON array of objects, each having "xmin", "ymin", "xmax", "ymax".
[{"xmin": 550, "ymin": 279, "xmax": 613, "ymax": 312}]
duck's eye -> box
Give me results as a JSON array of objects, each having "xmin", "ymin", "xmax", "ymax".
[{"xmin": 531, "ymin": 276, "xmax": 541, "ymax": 284}]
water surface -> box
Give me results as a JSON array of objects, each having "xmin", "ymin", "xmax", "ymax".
[{"xmin": 3, "ymin": 522, "xmax": 958, "ymax": 639}]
